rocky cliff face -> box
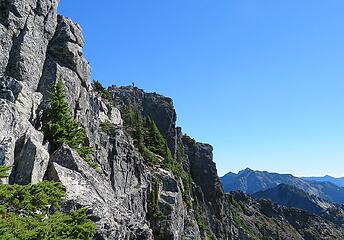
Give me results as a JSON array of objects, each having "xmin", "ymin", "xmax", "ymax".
[
  {"xmin": 110, "ymin": 86, "xmax": 177, "ymax": 156},
  {"xmin": 1, "ymin": 1, "xmax": 344, "ymax": 239},
  {"xmin": 109, "ymin": 86, "xmax": 234, "ymax": 239}
]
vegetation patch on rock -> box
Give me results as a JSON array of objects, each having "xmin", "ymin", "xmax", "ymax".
[
  {"xmin": 122, "ymin": 106, "xmax": 186, "ymax": 180},
  {"xmin": 0, "ymin": 173, "xmax": 96, "ymax": 240},
  {"xmin": 92, "ymin": 80, "xmax": 112, "ymax": 101}
]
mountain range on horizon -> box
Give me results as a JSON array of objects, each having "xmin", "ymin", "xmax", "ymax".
[
  {"xmin": 223, "ymin": 168, "xmax": 344, "ymax": 181},
  {"xmin": 223, "ymin": 168, "xmax": 344, "ymax": 187},
  {"xmin": 302, "ymin": 175, "xmax": 344, "ymax": 187},
  {"xmin": 220, "ymin": 168, "xmax": 344, "ymax": 204}
]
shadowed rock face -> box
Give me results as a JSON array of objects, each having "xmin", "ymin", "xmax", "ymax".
[
  {"xmin": 1, "ymin": 0, "xmax": 344, "ymax": 239},
  {"xmin": 110, "ymin": 87, "xmax": 234, "ymax": 239},
  {"xmin": 182, "ymin": 136, "xmax": 224, "ymax": 206},
  {"xmin": 182, "ymin": 135, "xmax": 233, "ymax": 239}
]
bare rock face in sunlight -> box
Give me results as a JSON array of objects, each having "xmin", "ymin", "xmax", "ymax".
[
  {"xmin": 0, "ymin": 0, "xmax": 59, "ymax": 89},
  {"xmin": 1, "ymin": 0, "xmax": 344, "ymax": 239},
  {"xmin": 47, "ymin": 144, "xmax": 153, "ymax": 240}
]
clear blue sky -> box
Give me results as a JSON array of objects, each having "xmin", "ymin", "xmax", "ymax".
[{"xmin": 58, "ymin": 1, "xmax": 344, "ymax": 177}]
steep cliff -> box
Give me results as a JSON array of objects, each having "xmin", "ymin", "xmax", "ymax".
[
  {"xmin": 0, "ymin": 1, "xmax": 232, "ymax": 239},
  {"xmin": 1, "ymin": 1, "xmax": 344, "ymax": 240}
]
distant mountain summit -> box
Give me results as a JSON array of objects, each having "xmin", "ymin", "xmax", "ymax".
[
  {"xmin": 252, "ymin": 184, "xmax": 334, "ymax": 215},
  {"xmin": 221, "ymin": 168, "xmax": 306, "ymax": 195},
  {"xmin": 302, "ymin": 175, "xmax": 344, "ymax": 187},
  {"xmin": 220, "ymin": 168, "xmax": 344, "ymax": 204}
]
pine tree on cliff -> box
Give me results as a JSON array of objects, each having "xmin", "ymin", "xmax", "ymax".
[
  {"xmin": 144, "ymin": 117, "xmax": 166, "ymax": 156},
  {"xmin": 144, "ymin": 117, "xmax": 174, "ymax": 165},
  {"xmin": 44, "ymin": 78, "xmax": 95, "ymax": 167}
]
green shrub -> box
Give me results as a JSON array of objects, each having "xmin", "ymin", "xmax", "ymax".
[
  {"xmin": 139, "ymin": 143, "xmax": 159, "ymax": 166},
  {"xmin": 101, "ymin": 89, "xmax": 112, "ymax": 101},
  {"xmin": 193, "ymin": 198, "xmax": 217, "ymax": 239},
  {"xmin": 176, "ymin": 144, "xmax": 184, "ymax": 163},
  {"xmin": 195, "ymin": 210, "xmax": 207, "ymax": 232},
  {"xmin": 232, "ymin": 211, "xmax": 256, "ymax": 237},
  {"xmin": 143, "ymin": 118, "xmax": 184, "ymax": 177},
  {"xmin": 0, "ymin": 206, "xmax": 96, "ymax": 240},
  {"xmin": 100, "ymin": 120, "xmax": 114, "ymax": 134},
  {"xmin": 122, "ymin": 106, "xmax": 143, "ymax": 134},
  {"xmin": 182, "ymin": 190, "xmax": 192, "ymax": 208},
  {"xmin": 0, "ymin": 181, "xmax": 97, "ymax": 239},
  {"xmin": 121, "ymin": 106, "xmax": 189, "ymax": 182},
  {"xmin": 122, "ymin": 107, "xmax": 160, "ymax": 164},
  {"xmin": 44, "ymin": 78, "xmax": 97, "ymax": 169},
  {"xmin": 147, "ymin": 179, "xmax": 165, "ymax": 237},
  {"xmin": 0, "ymin": 165, "xmax": 11, "ymax": 179},
  {"xmin": 0, "ymin": 181, "xmax": 65, "ymax": 214},
  {"xmin": 93, "ymin": 80, "xmax": 105, "ymax": 92},
  {"xmin": 206, "ymin": 231, "xmax": 217, "ymax": 240},
  {"xmin": 93, "ymin": 80, "xmax": 112, "ymax": 101}
]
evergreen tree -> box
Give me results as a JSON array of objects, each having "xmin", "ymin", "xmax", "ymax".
[
  {"xmin": 44, "ymin": 78, "xmax": 96, "ymax": 168},
  {"xmin": 92, "ymin": 80, "xmax": 111, "ymax": 101},
  {"xmin": 93, "ymin": 80, "xmax": 105, "ymax": 92},
  {"xmin": 121, "ymin": 107, "xmax": 185, "ymax": 179},
  {"xmin": 143, "ymin": 118, "xmax": 178, "ymax": 171},
  {"xmin": 144, "ymin": 117, "xmax": 167, "ymax": 157}
]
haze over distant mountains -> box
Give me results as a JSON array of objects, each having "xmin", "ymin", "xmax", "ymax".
[
  {"xmin": 302, "ymin": 175, "xmax": 344, "ymax": 187},
  {"xmin": 220, "ymin": 168, "xmax": 344, "ymax": 204}
]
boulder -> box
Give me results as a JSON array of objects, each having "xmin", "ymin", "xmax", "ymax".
[
  {"xmin": 46, "ymin": 144, "xmax": 153, "ymax": 240},
  {"xmin": 10, "ymin": 128, "xmax": 49, "ymax": 184}
]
